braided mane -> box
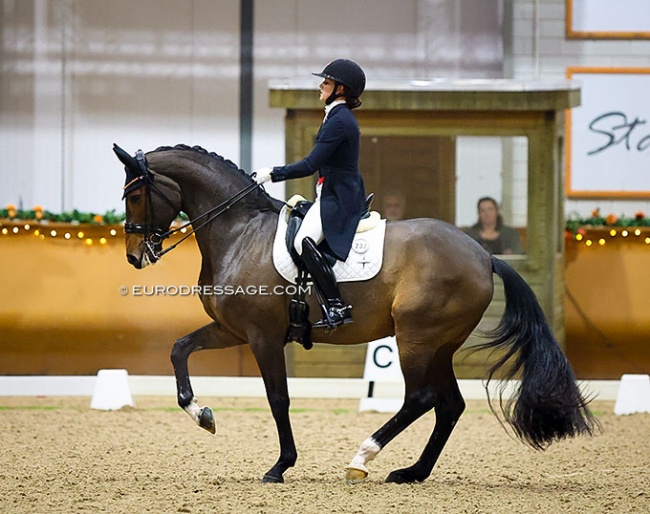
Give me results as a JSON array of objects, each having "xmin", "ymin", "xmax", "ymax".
[{"xmin": 153, "ymin": 144, "xmax": 283, "ymax": 214}]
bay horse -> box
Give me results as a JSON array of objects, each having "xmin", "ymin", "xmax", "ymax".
[{"xmin": 113, "ymin": 143, "xmax": 597, "ymax": 484}]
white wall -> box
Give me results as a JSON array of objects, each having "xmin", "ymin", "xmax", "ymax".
[
  {"xmin": 510, "ymin": 0, "xmax": 650, "ymax": 218},
  {"xmin": 4, "ymin": 0, "xmax": 644, "ymax": 222},
  {"xmin": 0, "ymin": 0, "xmax": 503, "ymax": 214},
  {"xmin": 456, "ymin": 138, "xmax": 503, "ymax": 227},
  {"xmin": 1, "ymin": 0, "xmax": 240, "ymax": 213}
]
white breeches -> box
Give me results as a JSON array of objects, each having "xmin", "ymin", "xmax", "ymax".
[{"xmin": 294, "ymin": 183, "xmax": 325, "ymax": 255}]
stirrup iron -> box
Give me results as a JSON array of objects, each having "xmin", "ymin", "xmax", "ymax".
[{"xmin": 312, "ymin": 301, "xmax": 353, "ymax": 329}]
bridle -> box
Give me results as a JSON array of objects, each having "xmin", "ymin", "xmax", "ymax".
[{"xmin": 123, "ymin": 150, "xmax": 259, "ymax": 262}]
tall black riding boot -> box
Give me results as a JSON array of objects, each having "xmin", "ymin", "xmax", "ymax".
[{"xmin": 301, "ymin": 237, "xmax": 353, "ymax": 329}]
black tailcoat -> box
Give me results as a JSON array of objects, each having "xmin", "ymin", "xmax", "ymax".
[{"xmin": 271, "ymin": 104, "xmax": 366, "ymax": 261}]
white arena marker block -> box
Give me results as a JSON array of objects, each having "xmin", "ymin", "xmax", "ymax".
[
  {"xmin": 359, "ymin": 397, "xmax": 403, "ymax": 413},
  {"xmin": 359, "ymin": 337, "xmax": 403, "ymax": 413},
  {"xmin": 614, "ymin": 374, "xmax": 650, "ymax": 415},
  {"xmin": 90, "ymin": 369, "xmax": 135, "ymax": 411}
]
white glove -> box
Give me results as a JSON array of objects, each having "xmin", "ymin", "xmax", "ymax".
[{"xmin": 253, "ymin": 167, "xmax": 273, "ymax": 184}]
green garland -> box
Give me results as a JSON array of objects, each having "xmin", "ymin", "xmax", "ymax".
[
  {"xmin": 2, "ymin": 207, "xmax": 648, "ymax": 233},
  {"xmin": 0, "ymin": 208, "xmax": 188, "ymax": 224},
  {"xmin": 565, "ymin": 210, "xmax": 650, "ymax": 234},
  {"xmin": 0, "ymin": 208, "xmax": 125, "ymax": 224}
]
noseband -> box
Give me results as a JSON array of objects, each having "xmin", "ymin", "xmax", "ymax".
[
  {"xmin": 122, "ymin": 151, "xmax": 176, "ymax": 260},
  {"xmin": 124, "ymin": 151, "xmax": 259, "ymax": 262}
]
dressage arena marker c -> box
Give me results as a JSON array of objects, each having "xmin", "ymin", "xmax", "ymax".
[
  {"xmin": 359, "ymin": 337, "xmax": 403, "ymax": 413},
  {"xmin": 90, "ymin": 369, "xmax": 135, "ymax": 410},
  {"xmin": 614, "ymin": 374, "xmax": 650, "ymax": 415}
]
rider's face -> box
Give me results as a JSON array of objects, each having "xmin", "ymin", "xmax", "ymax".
[{"xmin": 319, "ymin": 79, "xmax": 335, "ymax": 103}]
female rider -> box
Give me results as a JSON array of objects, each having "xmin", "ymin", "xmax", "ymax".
[{"xmin": 254, "ymin": 58, "xmax": 367, "ymax": 328}]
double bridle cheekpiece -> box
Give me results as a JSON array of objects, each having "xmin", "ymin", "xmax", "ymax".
[{"xmin": 122, "ymin": 149, "xmax": 259, "ymax": 262}]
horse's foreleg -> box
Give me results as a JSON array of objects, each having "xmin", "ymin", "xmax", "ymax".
[
  {"xmin": 249, "ymin": 339, "xmax": 297, "ymax": 484},
  {"xmin": 170, "ymin": 321, "xmax": 246, "ymax": 434}
]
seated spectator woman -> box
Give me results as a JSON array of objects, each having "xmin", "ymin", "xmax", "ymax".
[{"xmin": 464, "ymin": 196, "xmax": 523, "ymax": 255}]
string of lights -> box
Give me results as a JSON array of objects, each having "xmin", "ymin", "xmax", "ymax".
[
  {"xmin": 568, "ymin": 227, "xmax": 650, "ymax": 247},
  {"xmin": 3, "ymin": 205, "xmax": 650, "ymax": 248},
  {"xmin": 566, "ymin": 208, "xmax": 650, "ymax": 248},
  {"xmin": 1, "ymin": 205, "xmax": 189, "ymax": 247}
]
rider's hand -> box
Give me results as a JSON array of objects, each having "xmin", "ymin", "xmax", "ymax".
[{"xmin": 253, "ymin": 167, "xmax": 273, "ymax": 184}]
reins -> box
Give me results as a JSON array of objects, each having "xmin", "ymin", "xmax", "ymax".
[{"xmin": 150, "ymin": 181, "xmax": 259, "ymax": 260}]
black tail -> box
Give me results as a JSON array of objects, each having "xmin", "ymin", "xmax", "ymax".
[{"xmin": 475, "ymin": 256, "xmax": 599, "ymax": 450}]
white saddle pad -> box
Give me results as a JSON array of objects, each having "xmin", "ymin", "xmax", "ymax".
[{"xmin": 272, "ymin": 204, "xmax": 387, "ymax": 285}]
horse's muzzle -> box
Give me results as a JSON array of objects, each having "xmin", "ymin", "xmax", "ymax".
[{"xmin": 127, "ymin": 253, "xmax": 143, "ymax": 269}]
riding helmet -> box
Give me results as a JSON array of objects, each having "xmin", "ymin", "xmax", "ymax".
[{"xmin": 313, "ymin": 59, "xmax": 366, "ymax": 98}]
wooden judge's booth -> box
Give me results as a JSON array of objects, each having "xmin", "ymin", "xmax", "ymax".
[{"xmin": 269, "ymin": 79, "xmax": 575, "ymax": 378}]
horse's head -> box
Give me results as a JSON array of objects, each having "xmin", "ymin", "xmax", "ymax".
[{"xmin": 113, "ymin": 144, "xmax": 181, "ymax": 269}]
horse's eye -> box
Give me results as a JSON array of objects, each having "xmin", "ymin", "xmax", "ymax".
[{"xmin": 129, "ymin": 193, "xmax": 142, "ymax": 203}]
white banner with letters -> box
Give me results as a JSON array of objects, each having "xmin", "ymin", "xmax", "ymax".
[{"xmin": 567, "ymin": 68, "xmax": 650, "ymax": 198}]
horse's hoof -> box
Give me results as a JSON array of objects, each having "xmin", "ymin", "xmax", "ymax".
[
  {"xmin": 261, "ymin": 474, "xmax": 284, "ymax": 484},
  {"xmin": 385, "ymin": 469, "xmax": 423, "ymax": 484},
  {"xmin": 385, "ymin": 471, "xmax": 409, "ymax": 484},
  {"xmin": 199, "ymin": 407, "xmax": 216, "ymax": 434},
  {"xmin": 345, "ymin": 467, "xmax": 368, "ymax": 484}
]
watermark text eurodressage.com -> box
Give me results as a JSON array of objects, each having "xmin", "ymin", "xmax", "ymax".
[{"xmin": 119, "ymin": 284, "xmax": 311, "ymax": 297}]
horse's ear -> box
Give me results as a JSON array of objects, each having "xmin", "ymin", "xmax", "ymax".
[{"xmin": 113, "ymin": 143, "xmax": 138, "ymax": 171}]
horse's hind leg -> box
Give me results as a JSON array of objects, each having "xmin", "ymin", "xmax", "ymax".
[
  {"xmin": 385, "ymin": 346, "xmax": 464, "ymax": 483},
  {"xmin": 170, "ymin": 321, "xmax": 246, "ymax": 433},
  {"xmin": 346, "ymin": 344, "xmax": 464, "ymax": 484}
]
